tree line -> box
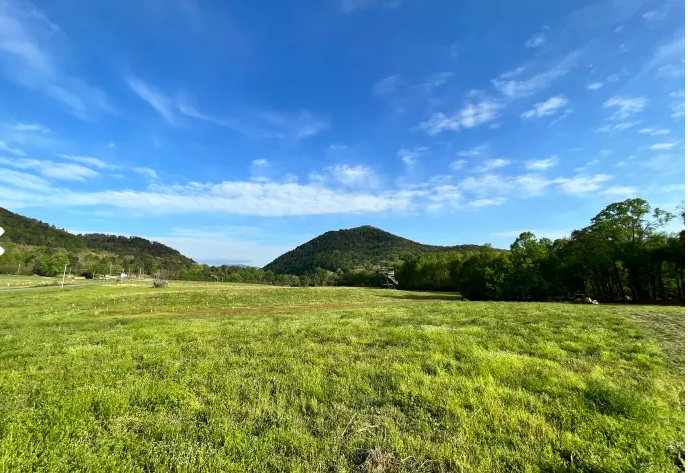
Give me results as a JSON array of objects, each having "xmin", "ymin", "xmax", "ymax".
[{"xmin": 1, "ymin": 199, "xmax": 684, "ymax": 303}]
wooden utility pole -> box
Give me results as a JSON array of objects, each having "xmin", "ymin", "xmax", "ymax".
[{"xmin": 61, "ymin": 263, "xmax": 68, "ymax": 288}]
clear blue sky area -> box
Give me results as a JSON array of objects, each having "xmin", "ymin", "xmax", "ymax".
[{"xmin": 0, "ymin": 0, "xmax": 684, "ymax": 265}]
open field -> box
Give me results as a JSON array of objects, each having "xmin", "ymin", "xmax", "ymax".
[
  {"xmin": 0, "ymin": 274, "xmax": 109, "ymax": 289},
  {"xmin": 0, "ymin": 281, "xmax": 684, "ymax": 472}
]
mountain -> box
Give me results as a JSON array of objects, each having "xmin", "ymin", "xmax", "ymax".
[
  {"xmin": 0, "ymin": 207, "xmax": 194, "ymax": 274},
  {"xmin": 264, "ymin": 225, "xmax": 489, "ymax": 275}
]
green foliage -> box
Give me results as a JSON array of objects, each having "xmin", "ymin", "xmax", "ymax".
[
  {"xmin": 393, "ymin": 199, "xmax": 684, "ymax": 302},
  {"xmin": 0, "ymin": 282, "xmax": 683, "ymax": 471},
  {"xmin": 0, "ymin": 207, "xmax": 193, "ymax": 277}
]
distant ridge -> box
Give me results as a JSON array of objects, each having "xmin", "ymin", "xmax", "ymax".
[{"xmin": 264, "ymin": 225, "xmax": 489, "ymax": 275}]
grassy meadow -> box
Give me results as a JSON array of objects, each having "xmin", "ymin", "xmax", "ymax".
[{"xmin": 0, "ymin": 281, "xmax": 684, "ymax": 472}]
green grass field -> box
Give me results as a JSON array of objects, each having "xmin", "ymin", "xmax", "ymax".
[
  {"xmin": 0, "ymin": 274, "xmax": 107, "ymax": 288},
  {"xmin": 0, "ymin": 281, "xmax": 684, "ymax": 472}
]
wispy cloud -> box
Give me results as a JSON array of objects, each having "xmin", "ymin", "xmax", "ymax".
[
  {"xmin": 133, "ymin": 167, "xmax": 159, "ymax": 180},
  {"xmin": 311, "ymin": 164, "xmax": 377, "ymax": 188},
  {"xmin": 0, "ymin": 157, "xmax": 98, "ymax": 180},
  {"xmin": 0, "ymin": 140, "xmax": 26, "ymax": 156},
  {"xmin": 373, "ymin": 75, "xmax": 401, "ymax": 95},
  {"xmin": 468, "ymin": 198, "xmax": 507, "ymax": 208},
  {"xmin": 0, "ymin": 168, "xmax": 51, "ymax": 190},
  {"xmin": 418, "ymin": 72, "xmax": 453, "ymax": 92},
  {"xmin": 521, "ymin": 95, "xmax": 568, "ymax": 119},
  {"xmin": 473, "ymin": 158, "xmax": 510, "ymax": 173},
  {"xmin": 639, "ymin": 127, "xmax": 670, "ymax": 135},
  {"xmin": 642, "ymin": 10, "xmax": 665, "ymax": 21},
  {"xmin": 525, "ymin": 33, "xmax": 547, "ymax": 48},
  {"xmin": 649, "ymin": 142, "xmax": 679, "ymax": 150},
  {"xmin": 587, "ymin": 82, "xmax": 603, "ymax": 90},
  {"xmin": 456, "ymin": 144, "xmax": 489, "ymax": 157},
  {"xmin": 492, "ymin": 52, "xmax": 577, "ymax": 99},
  {"xmin": 126, "ymin": 76, "xmax": 176, "ymax": 124},
  {"xmin": 603, "ymin": 96, "xmax": 648, "ymax": 120},
  {"xmin": 553, "ymin": 174, "xmax": 612, "ymax": 195},
  {"xmin": 397, "ymin": 147, "xmax": 428, "ymax": 166},
  {"xmin": 419, "ymin": 95, "xmax": 503, "ymax": 135},
  {"xmin": 599, "ymin": 186, "xmax": 640, "ymax": 197},
  {"xmin": 524, "ymin": 156, "xmax": 558, "ymax": 171},
  {"xmin": 252, "ymin": 159, "xmax": 268, "ymax": 167},
  {"xmin": 10, "ymin": 123, "xmax": 49, "ymax": 133},
  {"xmin": 597, "ymin": 120, "xmax": 642, "ymax": 132},
  {"xmin": 57, "ymin": 154, "xmax": 110, "ymax": 169},
  {"xmin": 0, "ymin": 0, "xmax": 113, "ymax": 117},
  {"xmin": 450, "ymin": 159, "xmax": 467, "ymax": 171},
  {"xmin": 126, "ymin": 75, "xmax": 329, "ymax": 139}
]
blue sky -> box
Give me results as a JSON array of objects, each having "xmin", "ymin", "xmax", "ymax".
[{"xmin": 0, "ymin": 0, "xmax": 685, "ymax": 266}]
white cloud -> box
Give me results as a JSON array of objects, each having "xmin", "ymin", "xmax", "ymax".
[
  {"xmin": 642, "ymin": 154, "xmax": 682, "ymax": 170},
  {"xmin": 126, "ymin": 77, "xmax": 329, "ymax": 139},
  {"xmin": 0, "ymin": 157, "xmax": 98, "ymax": 181},
  {"xmin": 397, "ymin": 147, "xmax": 428, "ymax": 166},
  {"xmin": 521, "ymin": 95, "xmax": 568, "ymax": 119},
  {"xmin": 0, "ymin": 168, "xmax": 50, "ymax": 190},
  {"xmin": 57, "ymin": 154, "xmax": 110, "ymax": 169},
  {"xmin": 553, "ymin": 174, "xmax": 612, "ymax": 195},
  {"xmin": 525, "ymin": 33, "xmax": 547, "ymax": 48},
  {"xmin": 419, "ymin": 72, "xmax": 452, "ymax": 92},
  {"xmin": 450, "ymin": 159, "xmax": 467, "ymax": 171},
  {"xmin": 259, "ymin": 110, "xmax": 330, "ymax": 139},
  {"xmin": 649, "ymin": 142, "xmax": 679, "ymax": 150},
  {"xmin": 639, "ymin": 128, "xmax": 670, "ymax": 135},
  {"xmin": 313, "ymin": 164, "xmax": 377, "ymax": 188},
  {"xmin": 642, "ymin": 11, "xmax": 665, "ymax": 21},
  {"xmin": 126, "ymin": 76, "xmax": 176, "ymax": 124},
  {"xmin": 599, "ymin": 186, "xmax": 639, "ymax": 197},
  {"xmin": 457, "ymin": 144, "xmax": 489, "ymax": 157},
  {"xmin": 492, "ymin": 52, "xmax": 577, "ymax": 99},
  {"xmin": 419, "ymin": 97, "xmax": 503, "ymax": 135},
  {"xmin": 524, "ymin": 156, "xmax": 558, "ymax": 171},
  {"xmin": 11, "ymin": 123, "xmax": 49, "ymax": 133},
  {"xmin": 373, "ymin": 75, "xmax": 401, "ymax": 95},
  {"xmin": 603, "ymin": 96, "xmax": 648, "ymax": 120},
  {"xmin": 587, "ymin": 82, "xmax": 603, "ymax": 90},
  {"xmin": 0, "ymin": 140, "xmax": 25, "ymax": 156},
  {"xmin": 498, "ymin": 66, "xmax": 527, "ymax": 80},
  {"xmin": 468, "ymin": 198, "xmax": 507, "ymax": 208},
  {"xmin": 0, "ymin": 1, "xmax": 113, "ymax": 117},
  {"xmin": 655, "ymin": 183, "xmax": 684, "ymax": 192},
  {"xmin": 106, "ymin": 142, "xmax": 115, "ymax": 148},
  {"xmin": 2, "ymin": 180, "xmax": 411, "ymax": 216},
  {"xmin": 473, "ymin": 158, "xmax": 510, "ymax": 173},
  {"xmin": 252, "ymin": 159, "xmax": 268, "ymax": 166},
  {"xmin": 133, "ymin": 167, "xmax": 159, "ymax": 180},
  {"xmin": 597, "ymin": 120, "xmax": 642, "ymax": 132}
]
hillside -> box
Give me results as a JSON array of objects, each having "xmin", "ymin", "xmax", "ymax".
[
  {"xmin": 0, "ymin": 207, "xmax": 194, "ymax": 275},
  {"xmin": 264, "ymin": 225, "xmax": 489, "ymax": 275}
]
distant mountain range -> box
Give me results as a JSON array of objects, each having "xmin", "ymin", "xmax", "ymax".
[
  {"xmin": 0, "ymin": 207, "xmax": 194, "ymax": 267},
  {"xmin": 264, "ymin": 225, "xmax": 489, "ymax": 275},
  {"xmin": 1, "ymin": 208, "xmax": 491, "ymax": 276}
]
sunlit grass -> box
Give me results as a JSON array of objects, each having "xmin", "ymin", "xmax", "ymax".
[{"xmin": 0, "ymin": 282, "xmax": 684, "ymax": 472}]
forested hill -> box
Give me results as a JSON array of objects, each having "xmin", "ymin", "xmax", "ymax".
[
  {"xmin": 264, "ymin": 225, "xmax": 488, "ymax": 275},
  {"xmin": 0, "ymin": 207, "xmax": 194, "ymax": 275}
]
